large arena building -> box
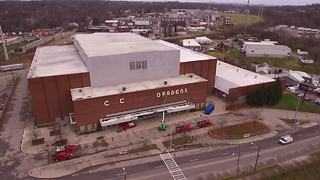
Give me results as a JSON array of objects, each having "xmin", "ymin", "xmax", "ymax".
[
  {"xmin": 28, "ymin": 33, "xmax": 216, "ymax": 133},
  {"xmin": 28, "ymin": 33, "xmax": 276, "ymax": 133}
]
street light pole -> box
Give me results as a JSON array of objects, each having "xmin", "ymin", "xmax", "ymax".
[
  {"xmin": 161, "ymin": 94, "xmax": 168, "ymax": 124},
  {"xmin": 251, "ymin": 142, "xmax": 260, "ymax": 174},
  {"xmin": 123, "ymin": 167, "xmax": 126, "ymax": 180},
  {"xmin": 170, "ymin": 125, "xmax": 173, "ymax": 151},
  {"xmin": 236, "ymin": 144, "xmax": 241, "ymax": 178},
  {"xmin": 293, "ymin": 94, "xmax": 302, "ymax": 125}
]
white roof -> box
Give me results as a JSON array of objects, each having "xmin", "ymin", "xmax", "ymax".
[
  {"xmin": 73, "ymin": 33, "xmax": 177, "ymax": 57},
  {"xmin": 182, "ymin": 39, "xmax": 201, "ymax": 47},
  {"xmin": 243, "ymin": 41, "xmax": 276, "ymax": 45},
  {"xmin": 215, "ymin": 61, "xmax": 275, "ymax": 94},
  {"xmin": 105, "ymin": 20, "xmax": 118, "ymax": 23},
  {"xmin": 294, "ymin": 71, "xmax": 311, "ymax": 79},
  {"xmin": 288, "ymin": 71, "xmax": 305, "ymax": 82},
  {"xmin": 71, "ymin": 73, "xmax": 207, "ymax": 100},
  {"xmin": 28, "ymin": 45, "xmax": 88, "ymax": 79},
  {"xmin": 289, "ymin": 70, "xmax": 311, "ymax": 80},
  {"xmin": 195, "ymin": 36, "xmax": 213, "ymax": 44},
  {"xmin": 157, "ymin": 40, "xmax": 216, "ymax": 62}
]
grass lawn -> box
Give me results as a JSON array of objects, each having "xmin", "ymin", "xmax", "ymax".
[
  {"xmin": 207, "ymin": 51, "xmax": 226, "ymax": 59},
  {"xmin": 274, "ymin": 92, "xmax": 320, "ymax": 113},
  {"xmin": 188, "ymin": 31, "xmax": 213, "ymax": 38},
  {"xmin": 209, "ymin": 121, "xmax": 270, "ymax": 139},
  {"xmin": 163, "ymin": 135, "xmax": 193, "ymax": 149},
  {"xmin": 0, "ymin": 51, "xmax": 35, "ymax": 66},
  {"xmin": 224, "ymin": 165, "xmax": 280, "ymax": 180},
  {"xmin": 225, "ymin": 151, "xmax": 320, "ymax": 180},
  {"xmin": 222, "ymin": 13, "xmax": 264, "ymax": 25},
  {"xmin": 280, "ymin": 118, "xmax": 310, "ymax": 126},
  {"xmin": 208, "ymin": 48, "xmax": 319, "ymax": 74},
  {"xmin": 267, "ymin": 158, "xmax": 320, "ymax": 180}
]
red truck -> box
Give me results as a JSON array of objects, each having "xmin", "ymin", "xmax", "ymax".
[
  {"xmin": 52, "ymin": 144, "xmax": 76, "ymax": 162},
  {"xmin": 197, "ymin": 119, "xmax": 213, "ymax": 128},
  {"xmin": 176, "ymin": 124, "xmax": 192, "ymax": 133},
  {"xmin": 120, "ymin": 122, "xmax": 136, "ymax": 130}
]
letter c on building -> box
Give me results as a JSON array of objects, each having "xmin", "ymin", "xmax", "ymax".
[
  {"xmin": 120, "ymin": 98, "xmax": 125, "ymax": 104},
  {"xmin": 104, "ymin": 100, "xmax": 110, "ymax": 107}
]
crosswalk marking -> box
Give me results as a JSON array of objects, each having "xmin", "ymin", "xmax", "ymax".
[{"xmin": 160, "ymin": 153, "xmax": 187, "ymax": 180}]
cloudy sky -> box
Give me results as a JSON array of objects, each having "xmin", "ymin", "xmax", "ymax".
[
  {"xmin": 206, "ymin": 0, "xmax": 320, "ymax": 5},
  {"xmin": 138, "ymin": 0, "xmax": 320, "ymax": 6}
]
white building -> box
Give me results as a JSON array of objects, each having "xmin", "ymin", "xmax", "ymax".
[
  {"xmin": 182, "ymin": 39, "xmax": 201, "ymax": 51},
  {"xmin": 215, "ymin": 61, "xmax": 275, "ymax": 96},
  {"xmin": 288, "ymin": 70, "xmax": 312, "ymax": 83},
  {"xmin": 243, "ymin": 41, "xmax": 291, "ymax": 58},
  {"xmin": 73, "ymin": 33, "xmax": 180, "ymax": 87}
]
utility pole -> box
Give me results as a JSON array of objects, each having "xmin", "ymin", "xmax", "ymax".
[
  {"xmin": 122, "ymin": 167, "xmax": 126, "ymax": 180},
  {"xmin": 293, "ymin": 94, "xmax": 303, "ymax": 125},
  {"xmin": 251, "ymin": 142, "xmax": 260, "ymax": 174},
  {"xmin": 236, "ymin": 144, "xmax": 241, "ymax": 177},
  {"xmin": 0, "ymin": 25, "xmax": 9, "ymax": 61},
  {"xmin": 207, "ymin": 0, "xmax": 211, "ymax": 30},
  {"xmin": 170, "ymin": 125, "xmax": 173, "ymax": 151},
  {"xmin": 243, "ymin": 0, "xmax": 250, "ymax": 37}
]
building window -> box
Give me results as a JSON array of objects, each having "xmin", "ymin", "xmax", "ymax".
[
  {"xmin": 130, "ymin": 60, "xmax": 147, "ymax": 70},
  {"xmin": 130, "ymin": 61, "xmax": 135, "ymax": 70},
  {"xmin": 136, "ymin": 61, "xmax": 142, "ymax": 69},
  {"xmin": 142, "ymin": 60, "xmax": 147, "ymax": 69}
]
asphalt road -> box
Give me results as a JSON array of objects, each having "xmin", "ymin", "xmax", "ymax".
[{"xmin": 56, "ymin": 124, "xmax": 320, "ymax": 180}]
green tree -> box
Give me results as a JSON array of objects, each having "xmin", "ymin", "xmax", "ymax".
[
  {"xmin": 247, "ymin": 85, "xmax": 268, "ymax": 106},
  {"xmin": 310, "ymin": 47, "xmax": 320, "ymax": 76},
  {"xmin": 268, "ymin": 78, "xmax": 283, "ymax": 105}
]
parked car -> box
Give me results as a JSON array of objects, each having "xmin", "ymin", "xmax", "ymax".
[
  {"xmin": 52, "ymin": 144, "xmax": 76, "ymax": 161},
  {"xmin": 279, "ymin": 135, "xmax": 294, "ymax": 145},
  {"xmin": 176, "ymin": 124, "xmax": 192, "ymax": 133},
  {"xmin": 120, "ymin": 121, "xmax": 136, "ymax": 130},
  {"xmin": 204, "ymin": 103, "xmax": 215, "ymax": 115},
  {"xmin": 315, "ymin": 98, "xmax": 320, "ymax": 105},
  {"xmin": 54, "ymin": 144, "xmax": 76, "ymax": 152},
  {"xmin": 197, "ymin": 118, "xmax": 213, "ymax": 128}
]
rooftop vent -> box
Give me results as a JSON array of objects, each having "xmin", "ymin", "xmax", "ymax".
[
  {"xmin": 78, "ymin": 89, "xmax": 82, "ymax": 92},
  {"xmin": 122, "ymin": 87, "xmax": 126, "ymax": 91},
  {"xmin": 189, "ymin": 74, "xmax": 193, "ymax": 78},
  {"xmin": 163, "ymin": 81, "xmax": 168, "ymax": 85}
]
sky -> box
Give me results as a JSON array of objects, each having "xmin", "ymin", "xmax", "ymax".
[
  {"xmin": 138, "ymin": 0, "xmax": 320, "ymax": 6},
  {"xmin": 207, "ymin": 0, "xmax": 320, "ymax": 6}
]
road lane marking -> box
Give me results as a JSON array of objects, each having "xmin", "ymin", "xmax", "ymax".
[
  {"xmin": 154, "ymin": 165, "xmax": 164, "ymax": 169},
  {"xmin": 189, "ymin": 159, "xmax": 199, "ymax": 162}
]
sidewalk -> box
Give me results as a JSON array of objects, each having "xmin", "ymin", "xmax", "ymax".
[
  {"xmin": 21, "ymin": 96, "xmax": 229, "ymax": 155},
  {"xmin": 26, "ymin": 106, "xmax": 319, "ymax": 178},
  {"xmin": 29, "ymin": 147, "xmax": 160, "ymax": 178}
]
